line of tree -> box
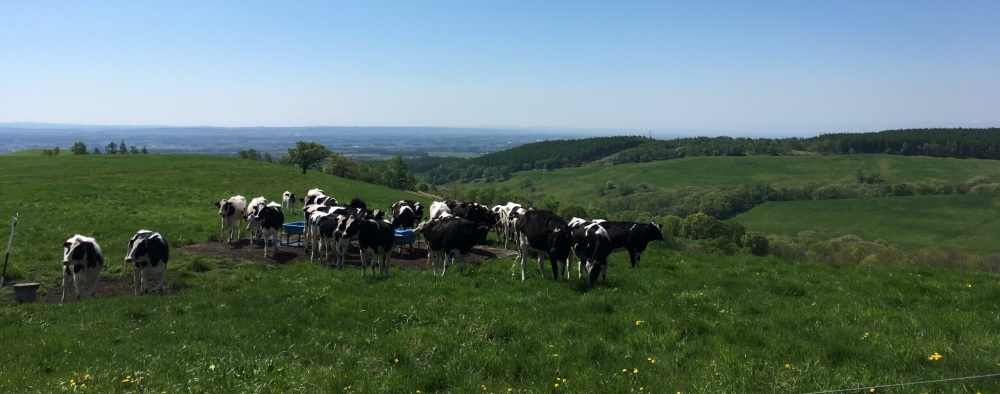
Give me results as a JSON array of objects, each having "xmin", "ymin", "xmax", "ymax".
[
  {"xmin": 69, "ymin": 141, "xmax": 149, "ymax": 155},
  {"xmin": 280, "ymin": 141, "xmax": 417, "ymax": 191},
  {"xmin": 407, "ymin": 128, "xmax": 1000, "ymax": 185}
]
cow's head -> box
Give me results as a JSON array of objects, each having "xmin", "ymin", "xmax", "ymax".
[
  {"xmin": 647, "ymin": 221, "xmax": 665, "ymax": 241},
  {"xmin": 216, "ymin": 199, "xmax": 235, "ymax": 217},
  {"xmin": 548, "ymin": 227, "xmax": 573, "ymax": 262},
  {"xmin": 63, "ymin": 235, "xmax": 103, "ymax": 268},
  {"xmin": 125, "ymin": 231, "xmax": 154, "ymax": 266}
]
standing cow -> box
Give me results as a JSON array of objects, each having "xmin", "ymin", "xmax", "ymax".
[
  {"xmin": 125, "ymin": 230, "xmax": 169, "ymax": 295},
  {"xmin": 61, "ymin": 235, "xmax": 104, "ymax": 302},
  {"xmin": 417, "ymin": 216, "xmax": 491, "ymax": 276},
  {"xmin": 246, "ymin": 196, "xmax": 269, "ymax": 242},
  {"xmin": 568, "ymin": 218, "xmax": 613, "ymax": 286},
  {"xmin": 282, "ymin": 191, "xmax": 297, "ymax": 213},
  {"xmin": 215, "ymin": 195, "xmax": 247, "ymax": 243},
  {"xmin": 355, "ymin": 211, "xmax": 396, "ymax": 276},
  {"xmin": 248, "ymin": 204, "xmax": 285, "ymax": 258},
  {"xmin": 513, "ymin": 209, "xmax": 573, "ymax": 281},
  {"xmin": 603, "ymin": 221, "xmax": 665, "ymax": 268}
]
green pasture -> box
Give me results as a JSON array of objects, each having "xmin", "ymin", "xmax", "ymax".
[
  {"xmin": 498, "ymin": 154, "xmax": 1000, "ymax": 205},
  {"xmin": 0, "ymin": 153, "xmax": 430, "ymax": 286},
  {"xmin": 0, "ymin": 153, "xmax": 998, "ymax": 392},
  {"xmin": 736, "ymin": 194, "xmax": 1000, "ymax": 254}
]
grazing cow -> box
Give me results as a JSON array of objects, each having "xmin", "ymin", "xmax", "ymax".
[
  {"xmin": 416, "ymin": 216, "xmax": 490, "ymax": 276},
  {"xmin": 513, "ymin": 209, "xmax": 573, "ymax": 281},
  {"xmin": 125, "ymin": 230, "xmax": 169, "ymax": 295},
  {"xmin": 355, "ymin": 212, "xmax": 396, "ymax": 276},
  {"xmin": 61, "ymin": 235, "xmax": 104, "ymax": 302},
  {"xmin": 215, "ymin": 195, "xmax": 247, "ymax": 243},
  {"xmin": 282, "ymin": 191, "xmax": 296, "ymax": 213},
  {"xmin": 568, "ymin": 218, "xmax": 614, "ymax": 286},
  {"xmin": 248, "ymin": 204, "xmax": 285, "ymax": 258},
  {"xmin": 246, "ymin": 196, "xmax": 269, "ymax": 242},
  {"xmin": 603, "ymin": 221, "xmax": 665, "ymax": 268}
]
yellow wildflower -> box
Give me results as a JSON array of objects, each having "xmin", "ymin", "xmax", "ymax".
[
  {"xmin": 785, "ymin": 364, "xmax": 790, "ymax": 369},
  {"xmin": 394, "ymin": 358, "xmax": 399, "ymax": 364},
  {"xmin": 633, "ymin": 368, "xmax": 639, "ymax": 374},
  {"xmin": 635, "ymin": 320, "xmax": 645, "ymax": 326},
  {"xmin": 554, "ymin": 383, "xmax": 560, "ymax": 388}
]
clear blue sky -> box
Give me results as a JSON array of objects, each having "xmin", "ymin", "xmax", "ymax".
[{"xmin": 1, "ymin": 1, "xmax": 997, "ymax": 136}]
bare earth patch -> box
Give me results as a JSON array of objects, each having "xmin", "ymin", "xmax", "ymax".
[{"xmin": 32, "ymin": 238, "xmax": 519, "ymax": 303}]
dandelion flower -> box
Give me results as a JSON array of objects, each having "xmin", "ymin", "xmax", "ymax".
[
  {"xmin": 554, "ymin": 383, "xmax": 560, "ymax": 388},
  {"xmin": 622, "ymin": 368, "xmax": 628, "ymax": 373},
  {"xmin": 394, "ymin": 358, "xmax": 399, "ymax": 364},
  {"xmin": 84, "ymin": 374, "xmax": 90, "ymax": 380},
  {"xmin": 635, "ymin": 320, "xmax": 645, "ymax": 326},
  {"xmin": 785, "ymin": 364, "xmax": 790, "ymax": 369},
  {"xmin": 633, "ymin": 368, "xmax": 639, "ymax": 374}
]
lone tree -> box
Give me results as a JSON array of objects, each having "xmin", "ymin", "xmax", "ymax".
[
  {"xmin": 70, "ymin": 141, "xmax": 89, "ymax": 155},
  {"xmin": 285, "ymin": 141, "xmax": 331, "ymax": 174}
]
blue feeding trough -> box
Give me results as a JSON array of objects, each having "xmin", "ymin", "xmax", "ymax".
[
  {"xmin": 282, "ymin": 221, "xmax": 306, "ymax": 247},
  {"xmin": 394, "ymin": 228, "xmax": 416, "ymax": 246}
]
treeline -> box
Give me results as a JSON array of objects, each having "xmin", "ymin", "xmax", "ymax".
[
  {"xmin": 409, "ymin": 136, "xmax": 650, "ymax": 184},
  {"xmin": 67, "ymin": 141, "xmax": 150, "ymax": 155},
  {"xmin": 807, "ymin": 128, "xmax": 1000, "ymax": 159},
  {"xmin": 408, "ymin": 128, "xmax": 1000, "ymax": 185},
  {"xmin": 592, "ymin": 176, "xmax": 1000, "ymax": 220}
]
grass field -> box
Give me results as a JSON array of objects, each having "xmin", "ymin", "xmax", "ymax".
[
  {"xmin": 497, "ymin": 154, "xmax": 1000, "ymax": 205},
  {"xmin": 0, "ymin": 154, "xmax": 999, "ymax": 392},
  {"xmin": 736, "ymin": 194, "xmax": 1000, "ymax": 254}
]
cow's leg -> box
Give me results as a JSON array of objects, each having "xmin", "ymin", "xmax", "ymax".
[
  {"xmin": 441, "ymin": 252, "xmax": 450, "ymax": 276},
  {"xmin": 61, "ymin": 270, "xmax": 70, "ymax": 302},
  {"xmin": 550, "ymin": 258, "xmax": 560, "ymax": 280},
  {"xmin": 132, "ymin": 266, "xmax": 142, "ymax": 295},
  {"xmin": 457, "ymin": 254, "xmax": 465, "ymax": 274},
  {"xmin": 156, "ymin": 265, "xmax": 166, "ymax": 293}
]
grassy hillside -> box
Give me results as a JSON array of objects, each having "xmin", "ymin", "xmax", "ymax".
[
  {"xmin": 0, "ymin": 153, "xmax": 430, "ymax": 286},
  {"xmin": 497, "ymin": 154, "xmax": 1000, "ymax": 206},
  {"xmin": 735, "ymin": 194, "xmax": 1000, "ymax": 253},
  {"xmin": 0, "ymin": 154, "xmax": 999, "ymax": 392}
]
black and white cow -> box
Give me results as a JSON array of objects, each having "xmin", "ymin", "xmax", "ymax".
[
  {"xmin": 428, "ymin": 201, "xmax": 452, "ymax": 220},
  {"xmin": 447, "ymin": 200, "xmax": 498, "ymax": 229},
  {"xmin": 125, "ymin": 230, "xmax": 169, "ymax": 295},
  {"xmin": 282, "ymin": 191, "xmax": 296, "ymax": 213},
  {"xmin": 416, "ymin": 216, "xmax": 490, "ymax": 276},
  {"xmin": 215, "ymin": 195, "xmax": 247, "ymax": 243},
  {"xmin": 568, "ymin": 218, "xmax": 613, "ymax": 286},
  {"xmin": 355, "ymin": 210, "xmax": 396, "ymax": 276},
  {"xmin": 603, "ymin": 221, "xmax": 665, "ymax": 268},
  {"xmin": 492, "ymin": 202, "xmax": 524, "ymax": 249},
  {"xmin": 391, "ymin": 200, "xmax": 423, "ymax": 229},
  {"xmin": 304, "ymin": 204, "xmax": 345, "ymax": 257},
  {"xmin": 348, "ymin": 197, "xmax": 368, "ymax": 210},
  {"xmin": 246, "ymin": 196, "xmax": 269, "ymax": 242},
  {"xmin": 301, "ymin": 188, "xmax": 337, "ymax": 212},
  {"xmin": 513, "ymin": 209, "xmax": 573, "ymax": 281},
  {"xmin": 247, "ymin": 204, "xmax": 284, "ymax": 258},
  {"xmin": 61, "ymin": 234, "xmax": 104, "ymax": 302}
]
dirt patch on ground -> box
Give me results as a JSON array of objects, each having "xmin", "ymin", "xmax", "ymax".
[
  {"xmin": 30, "ymin": 238, "xmax": 518, "ymax": 304},
  {"xmin": 183, "ymin": 238, "xmax": 518, "ymax": 270}
]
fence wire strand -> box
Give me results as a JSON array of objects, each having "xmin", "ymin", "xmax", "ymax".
[{"xmin": 803, "ymin": 372, "xmax": 1000, "ymax": 394}]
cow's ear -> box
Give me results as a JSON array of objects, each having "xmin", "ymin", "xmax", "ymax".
[
  {"xmin": 215, "ymin": 202, "xmax": 222, "ymax": 207},
  {"xmin": 64, "ymin": 241, "xmax": 72, "ymax": 248},
  {"xmin": 651, "ymin": 221, "xmax": 662, "ymax": 229}
]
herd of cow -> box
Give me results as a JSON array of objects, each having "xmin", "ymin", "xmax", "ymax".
[{"xmin": 57, "ymin": 188, "xmax": 664, "ymax": 302}]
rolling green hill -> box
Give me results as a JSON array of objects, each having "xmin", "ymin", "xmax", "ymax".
[
  {"xmin": 496, "ymin": 154, "xmax": 1000, "ymax": 206},
  {"xmin": 0, "ymin": 153, "xmax": 999, "ymax": 393}
]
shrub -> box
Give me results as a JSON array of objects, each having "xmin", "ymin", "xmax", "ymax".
[{"xmin": 742, "ymin": 232, "xmax": 769, "ymax": 256}]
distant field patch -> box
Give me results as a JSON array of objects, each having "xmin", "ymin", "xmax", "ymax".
[{"xmin": 735, "ymin": 194, "xmax": 1000, "ymax": 253}]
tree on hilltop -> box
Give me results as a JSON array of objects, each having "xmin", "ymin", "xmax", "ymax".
[{"xmin": 283, "ymin": 141, "xmax": 331, "ymax": 174}]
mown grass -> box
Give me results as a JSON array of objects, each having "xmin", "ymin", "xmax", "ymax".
[
  {"xmin": 736, "ymin": 194, "xmax": 1000, "ymax": 253},
  {"xmin": 0, "ymin": 154, "xmax": 999, "ymax": 393}
]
